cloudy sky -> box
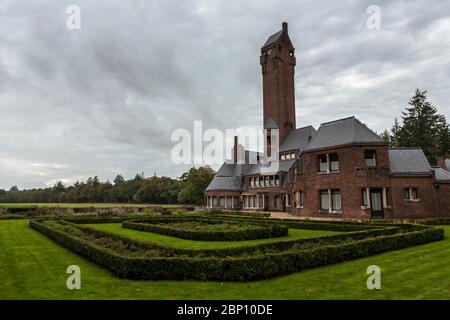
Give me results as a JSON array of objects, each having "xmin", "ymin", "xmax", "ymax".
[{"xmin": 0, "ymin": 0, "xmax": 449, "ymax": 189}]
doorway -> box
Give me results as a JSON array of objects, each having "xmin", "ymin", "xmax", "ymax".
[{"xmin": 370, "ymin": 189, "xmax": 384, "ymax": 219}]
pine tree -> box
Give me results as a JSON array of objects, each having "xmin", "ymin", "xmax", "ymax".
[{"xmin": 395, "ymin": 89, "xmax": 449, "ymax": 165}]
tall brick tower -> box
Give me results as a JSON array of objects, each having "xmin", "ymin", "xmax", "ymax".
[{"xmin": 260, "ymin": 22, "xmax": 296, "ymax": 144}]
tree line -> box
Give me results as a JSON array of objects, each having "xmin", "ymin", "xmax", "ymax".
[{"xmin": 0, "ymin": 167, "xmax": 215, "ymax": 206}]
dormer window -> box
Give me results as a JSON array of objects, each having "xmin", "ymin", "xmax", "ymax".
[{"xmin": 364, "ymin": 150, "xmax": 377, "ymax": 167}]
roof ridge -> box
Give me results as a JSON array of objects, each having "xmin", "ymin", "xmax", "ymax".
[
  {"xmin": 320, "ymin": 116, "xmax": 355, "ymax": 126},
  {"xmin": 293, "ymin": 125, "xmax": 315, "ymax": 131},
  {"xmin": 389, "ymin": 147, "xmax": 423, "ymax": 150}
]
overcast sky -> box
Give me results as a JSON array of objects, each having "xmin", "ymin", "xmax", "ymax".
[{"xmin": 0, "ymin": 0, "xmax": 449, "ymax": 189}]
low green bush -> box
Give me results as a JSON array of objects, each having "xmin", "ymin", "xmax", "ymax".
[
  {"xmin": 415, "ymin": 217, "xmax": 450, "ymax": 225},
  {"xmin": 123, "ymin": 218, "xmax": 288, "ymax": 241},
  {"xmin": 208, "ymin": 211, "xmax": 271, "ymax": 218}
]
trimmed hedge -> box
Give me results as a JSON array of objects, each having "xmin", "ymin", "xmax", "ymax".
[
  {"xmin": 415, "ymin": 217, "xmax": 450, "ymax": 225},
  {"xmin": 64, "ymin": 220, "xmax": 400, "ymax": 257},
  {"xmin": 122, "ymin": 218, "xmax": 288, "ymax": 241},
  {"xmin": 30, "ymin": 219, "xmax": 444, "ymax": 281}
]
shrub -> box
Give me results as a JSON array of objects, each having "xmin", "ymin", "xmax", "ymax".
[
  {"xmin": 122, "ymin": 218, "xmax": 288, "ymax": 241},
  {"xmin": 30, "ymin": 221, "xmax": 443, "ymax": 281},
  {"xmin": 30, "ymin": 219, "xmax": 444, "ymax": 281}
]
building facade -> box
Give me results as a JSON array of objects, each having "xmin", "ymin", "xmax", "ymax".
[{"xmin": 204, "ymin": 23, "xmax": 450, "ymax": 219}]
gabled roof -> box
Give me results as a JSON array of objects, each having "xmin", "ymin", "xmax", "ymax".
[
  {"xmin": 204, "ymin": 176, "xmax": 241, "ymax": 192},
  {"xmin": 433, "ymin": 167, "xmax": 450, "ymax": 182},
  {"xmin": 388, "ymin": 148, "xmax": 432, "ymax": 174},
  {"xmin": 280, "ymin": 125, "xmax": 316, "ymax": 152},
  {"xmin": 262, "ymin": 30, "xmax": 284, "ymax": 48},
  {"xmin": 305, "ymin": 116, "xmax": 385, "ymax": 152}
]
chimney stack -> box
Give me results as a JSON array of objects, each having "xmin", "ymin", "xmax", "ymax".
[
  {"xmin": 282, "ymin": 22, "xmax": 288, "ymax": 32},
  {"xmin": 233, "ymin": 136, "xmax": 238, "ymax": 163}
]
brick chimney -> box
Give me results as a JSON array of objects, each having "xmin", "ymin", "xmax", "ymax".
[{"xmin": 233, "ymin": 136, "xmax": 238, "ymax": 164}]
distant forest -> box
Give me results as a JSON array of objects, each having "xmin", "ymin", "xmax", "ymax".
[{"xmin": 0, "ymin": 167, "xmax": 215, "ymax": 206}]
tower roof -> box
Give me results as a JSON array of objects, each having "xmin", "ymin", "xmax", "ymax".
[{"xmin": 262, "ymin": 22, "xmax": 289, "ymax": 49}]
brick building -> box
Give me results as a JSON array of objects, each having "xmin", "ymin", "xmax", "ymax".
[{"xmin": 204, "ymin": 23, "xmax": 450, "ymax": 219}]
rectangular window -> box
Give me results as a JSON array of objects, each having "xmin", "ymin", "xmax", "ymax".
[
  {"xmin": 320, "ymin": 191, "xmax": 329, "ymax": 211},
  {"xmin": 404, "ymin": 188, "xmax": 419, "ymax": 200},
  {"xmin": 274, "ymin": 195, "xmax": 281, "ymax": 208},
  {"xmin": 280, "ymin": 154, "xmax": 286, "ymax": 160},
  {"xmin": 264, "ymin": 176, "xmax": 269, "ymax": 187},
  {"xmin": 270, "ymin": 176, "xmax": 274, "ymax": 187},
  {"xmin": 226, "ymin": 197, "xmax": 232, "ymax": 208},
  {"xmin": 332, "ymin": 191, "xmax": 342, "ymax": 212},
  {"xmin": 296, "ymin": 160, "xmax": 302, "ymax": 175},
  {"xmin": 361, "ymin": 189, "xmax": 369, "ymax": 207},
  {"xmin": 250, "ymin": 178, "xmax": 254, "ymax": 188},
  {"xmin": 295, "ymin": 191, "xmax": 304, "ymax": 208},
  {"xmin": 411, "ymin": 188, "xmax": 418, "ymax": 199},
  {"xmin": 404, "ymin": 188, "xmax": 410, "ymax": 200},
  {"xmin": 275, "ymin": 176, "xmax": 280, "ymax": 186},
  {"xmin": 286, "ymin": 195, "xmax": 291, "ymax": 207},
  {"xmin": 318, "ymin": 155, "xmax": 328, "ymax": 172},
  {"xmin": 364, "ymin": 150, "xmax": 377, "ymax": 167},
  {"xmin": 259, "ymin": 177, "xmax": 264, "ymax": 187},
  {"xmin": 212, "ymin": 197, "xmax": 218, "ymax": 208},
  {"xmin": 233, "ymin": 197, "xmax": 238, "ymax": 208},
  {"xmin": 329, "ymin": 153, "xmax": 339, "ymax": 171},
  {"xmin": 219, "ymin": 197, "xmax": 225, "ymax": 208},
  {"xmin": 291, "ymin": 152, "xmax": 296, "ymax": 159}
]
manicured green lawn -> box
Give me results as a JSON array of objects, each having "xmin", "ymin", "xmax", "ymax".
[
  {"xmin": 0, "ymin": 219, "xmax": 449, "ymax": 299},
  {"xmin": 0, "ymin": 203, "xmax": 181, "ymax": 208},
  {"xmin": 84, "ymin": 223, "xmax": 337, "ymax": 249}
]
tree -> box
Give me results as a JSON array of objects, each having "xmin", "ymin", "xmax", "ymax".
[
  {"xmin": 177, "ymin": 167, "xmax": 215, "ymax": 205},
  {"xmin": 387, "ymin": 89, "xmax": 450, "ymax": 164},
  {"xmin": 380, "ymin": 129, "xmax": 390, "ymax": 144},
  {"xmin": 113, "ymin": 174, "xmax": 125, "ymax": 185}
]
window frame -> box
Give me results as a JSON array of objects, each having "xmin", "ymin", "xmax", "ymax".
[{"xmin": 364, "ymin": 150, "xmax": 377, "ymax": 167}]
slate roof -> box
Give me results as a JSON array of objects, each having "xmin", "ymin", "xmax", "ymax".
[
  {"xmin": 204, "ymin": 176, "xmax": 241, "ymax": 192},
  {"xmin": 388, "ymin": 148, "xmax": 432, "ymax": 174},
  {"xmin": 433, "ymin": 167, "xmax": 450, "ymax": 182},
  {"xmin": 262, "ymin": 30, "xmax": 283, "ymax": 48},
  {"xmin": 280, "ymin": 126, "xmax": 316, "ymax": 152},
  {"xmin": 305, "ymin": 116, "xmax": 385, "ymax": 152}
]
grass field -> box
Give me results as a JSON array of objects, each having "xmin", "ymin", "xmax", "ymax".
[
  {"xmin": 0, "ymin": 203, "xmax": 181, "ymax": 208},
  {"xmin": 0, "ymin": 219, "xmax": 449, "ymax": 299}
]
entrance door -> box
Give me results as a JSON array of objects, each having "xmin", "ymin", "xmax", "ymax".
[{"xmin": 370, "ymin": 189, "xmax": 384, "ymax": 219}]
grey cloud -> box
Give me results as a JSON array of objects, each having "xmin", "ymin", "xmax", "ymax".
[{"xmin": 0, "ymin": 0, "xmax": 449, "ymax": 189}]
